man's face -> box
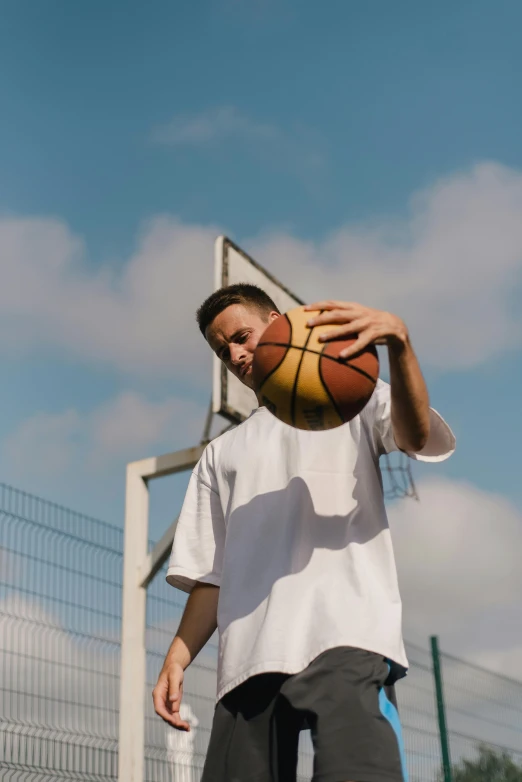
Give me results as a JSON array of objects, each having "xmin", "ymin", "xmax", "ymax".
[{"xmin": 205, "ymin": 303, "xmax": 279, "ymax": 389}]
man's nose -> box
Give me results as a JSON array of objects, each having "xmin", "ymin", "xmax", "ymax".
[{"xmin": 229, "ymin": 344, "xmax": 246, "ymax": 364}]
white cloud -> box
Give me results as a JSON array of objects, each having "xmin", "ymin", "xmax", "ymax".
[
  {"xmin": 470, "ymin": 644, "xmax": 522, "ymax": 682},
  {"xmin": 0, "ymin": 215, "xmax": 218, "ymax": 381},
  {"xmin": 89, "ymin": 392, "xmax": 202, "ymax": 456},
  {"xmin": 1, "ymin": 391, "xmax": 206, "ymax": 485},
  {"xmin": 151, "ymin": 106, "xmax": 279, "ymax": 146},
  {"xmin": 2, "ymin": 409, "xmax": 83, "ymax": 479},
  {"xmin": 251, "ymin": 162, "xmax": 522, "ymax": 369},
  {"xmin": 390, "ymin": 476, "xmax": 522, "ymax": 678},
  {"xmin": 1, "ymin": 161, "xmax": 522, "ymax": 378},
  {"xmin": 150, "ymin": 107, "xmax": 323, "ymax": 187}
]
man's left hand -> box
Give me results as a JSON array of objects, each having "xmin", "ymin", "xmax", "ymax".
[{"xmin": 304, "ymin": 301, "xmax": 409, "ymax": 359}]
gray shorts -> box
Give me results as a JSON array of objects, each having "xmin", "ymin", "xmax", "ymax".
[{"xmin": 201, "ymin": 646, "xmax": 408, "ymax": 782}]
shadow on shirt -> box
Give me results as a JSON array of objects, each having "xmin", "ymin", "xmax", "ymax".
[{"xmin": 216, "ymin": 465, "xmax": 392, "ymax": 630}]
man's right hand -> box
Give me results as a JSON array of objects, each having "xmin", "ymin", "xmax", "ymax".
[
  {"xmin": 152, "ymin": 582, "xmax": 219, "ymax": 731},
  {"xmin": 152, "ymin": 661, "xmax": 190, "ymax": 731}
]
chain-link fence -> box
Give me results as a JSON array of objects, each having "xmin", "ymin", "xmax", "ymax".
[{"xmin": 1, "ymin": 482, "xmax": 522, "ymax": 781}]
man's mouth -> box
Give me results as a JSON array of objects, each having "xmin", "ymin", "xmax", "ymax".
[{"xmin": 240, "ymin": 364, "xmax": 251, "ymax": 378}]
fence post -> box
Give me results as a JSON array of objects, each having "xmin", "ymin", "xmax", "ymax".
[{"xmin": 430, "ymin": 635, "xmax": 453, "ymax": 782}]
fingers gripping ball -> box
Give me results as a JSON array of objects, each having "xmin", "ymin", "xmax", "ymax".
[{"xmin": 252, "ymin": 306, "xmax": 379, "ymax": 431}]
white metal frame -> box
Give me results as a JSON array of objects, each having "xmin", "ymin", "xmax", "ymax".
[{"xmin": 118, "ymin": 444, "xmax": 205, "ymax": 782}]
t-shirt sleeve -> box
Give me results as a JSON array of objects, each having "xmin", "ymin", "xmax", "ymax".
[
  {"xmin": 366, "ymin": 379, "xmax": 456, "ymax": 462},
  {"xmin": 166, "ymin": 453, "xmax": 225, "ymax": 594}
]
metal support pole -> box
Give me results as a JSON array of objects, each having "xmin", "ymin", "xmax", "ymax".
[
  {"xmin": 430, "ymin": 635, "xmax": 453, "ymax": 782},
  {"xmin": 118, "ymin": 445, "xmax": 205, "ymax": 782},
  {"xmin": 118, "ymin": 462, "xmax": 149, "ymax": 782}
]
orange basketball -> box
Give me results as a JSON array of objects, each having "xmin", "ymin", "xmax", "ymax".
[{"xmin": 252, "ymin": 306, "xmax": 379, "ymax": 431}]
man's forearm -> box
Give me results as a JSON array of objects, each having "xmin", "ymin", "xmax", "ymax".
[
  {"xmin": 388, "ymin": 337, "xmax": 430, "ymax": 453},
  {"xmin": 164, "ymin": 582, "xmax": 219, "ymax": 670}
]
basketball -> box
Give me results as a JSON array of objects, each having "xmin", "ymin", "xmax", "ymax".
[{"xmin": 252, "ymin": 306, "xmax": 379, "ymax": 431}]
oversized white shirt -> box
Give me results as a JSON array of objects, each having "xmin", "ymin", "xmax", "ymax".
[{"xmin": 167, "ymin": 380, "xmax": 455, "ymax": 701}]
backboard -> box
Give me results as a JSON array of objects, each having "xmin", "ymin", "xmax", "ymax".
[{"xmin": 213, "ymin": 236, "xmax": 304, "ymax": 423}]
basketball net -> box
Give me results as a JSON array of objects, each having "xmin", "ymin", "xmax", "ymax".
[{"xmin": 382, "ymin": 452, "xmax": 419, "ymax": 501}]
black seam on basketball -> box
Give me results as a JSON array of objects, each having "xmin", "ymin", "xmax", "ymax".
[
  {"xmin": 257, "ymin": 315, "xmax": 293, "ymax": 393},
  {"xmin": 257, "ymin": 341, "xmax": 378, "ymax": 384},
  {"xmin": 290, "ymin": 313, "xmax": 318, "ymax": 426},
  {"xmin": 318, "ymin": 356, "xmax": 344, "ymax": 422}
]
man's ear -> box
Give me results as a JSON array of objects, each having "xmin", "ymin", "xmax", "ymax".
[{"xmin": 268, "ymin": 311, "xmax": 280, "ymax": 325}]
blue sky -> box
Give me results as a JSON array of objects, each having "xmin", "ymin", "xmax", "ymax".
[{"xmin": 1, "ymin": 0, "xmax": 522, "ymax": 673}]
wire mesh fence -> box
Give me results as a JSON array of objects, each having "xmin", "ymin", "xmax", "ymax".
[
  {"xmin": 441, "ymin": 650, "xmax": 522, "ymax": 780},
  {"xmin": 1, "ymin": 481, "xmax": 522, "ymax": 781},
  {"xmin": 0, "ymin": 483, "xmax": 121, "ymax": 781}
]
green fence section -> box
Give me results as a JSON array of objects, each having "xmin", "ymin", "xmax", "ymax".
[{"xmin": 1, "ymin": 482, "xmax": 522, "ymax": 781}]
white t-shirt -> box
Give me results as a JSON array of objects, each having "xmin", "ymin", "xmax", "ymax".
[{"xmin": 167, "ymin": 380, "xmax": 455, "ymax": 701}]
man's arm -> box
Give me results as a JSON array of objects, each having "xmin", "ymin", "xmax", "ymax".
[
  {"xmin": 388, "ymin": 337, "xmax": 430, "ymax": 453},
  {"xmin": 304, "ymin": 300, "xmax": 430, "ymax": 453},
  {"xmin": 153, "ymin": 582, "xmax": 219, "ymax": 731}
]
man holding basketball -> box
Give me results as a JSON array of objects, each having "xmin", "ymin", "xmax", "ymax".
[{"xmin": 153, "ymin": 285, "xmax": 455, "ymax": 782}]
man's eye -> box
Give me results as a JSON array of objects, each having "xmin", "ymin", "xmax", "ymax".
[{"xmin": 238, "ymin": 333, "xmax": 248, "ymax": 343}]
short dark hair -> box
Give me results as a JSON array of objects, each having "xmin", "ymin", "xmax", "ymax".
[{"xmin": 196, "ymin": 283, "xmax": 280, "ymax": 336}]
